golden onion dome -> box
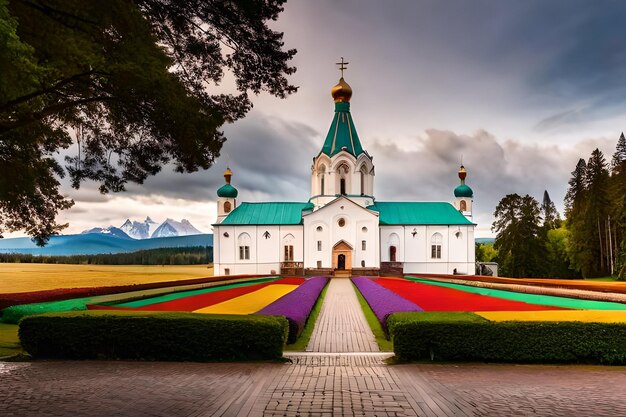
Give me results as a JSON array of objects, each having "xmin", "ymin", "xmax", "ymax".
[{"xmin": 331, "ymin": 77, "xmax": 352, "ymax": 103}]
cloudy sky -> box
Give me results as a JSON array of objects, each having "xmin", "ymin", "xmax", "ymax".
[{"xmin": 18, "ymin": 0, "xmax": 626, "ymax": 238}]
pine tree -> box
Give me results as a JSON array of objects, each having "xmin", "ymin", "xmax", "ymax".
[
  {"xmin": 564, "ymin": 158, "xmax": 591, "ymax": 276},
  {"xmin": 609, "ymin": 133, "xmax": 626, "ymax": 279},
  {"xmin": 493, "ymin": 194, "xmax": 543, "ymax": 278},
  {"xmin": 583, "ymin": 149, "xmax": 610, "ymax": 276},
  {"xmin": 611, "ymin": 132, "xmax": 626, "ymax": 174},
  {"xmin": 542, "ymin": 190, "xmax": 560, "ymax": 230}
]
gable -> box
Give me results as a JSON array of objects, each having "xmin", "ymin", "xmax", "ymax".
[{"xmin": 304, "ymin": 196, "xmax": 379, "ymax": 220}]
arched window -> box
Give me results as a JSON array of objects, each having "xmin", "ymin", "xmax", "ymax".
[
  {"xmin": 318, "ymin": 164, "xmax": 326, "ymax": 195},
  {"xmin": 360, "ymin": 165, "xmax": 368, "ymax": 195},
  {"xmin": 460, "ymin": 200, "xmax": 467, "ymax": 211},
  {"xmin": 237, "ymin": 232, "xmax": 251, "ymax": 260},
  {"xmin": 336, "ymin": 162, "xmax": 350, "ymax": 195},
  {"xmin": 223, "ymin": 201, "xmax": 232, "ymax": 213},
  {"xmin": 388, "ymin": 233, "xmax": 400, "ymax": 262},
  {"xmin": 431, "ymin": 233, "xmax": 443, "ymax": 259},
  {"xmin": 282, "ymin": 233, "xmax": 295, "ymax": 261}
]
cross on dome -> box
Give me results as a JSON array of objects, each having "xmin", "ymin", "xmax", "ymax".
[{"xmin": 336, "ymin": 57, "xmax": 349, "ymax": 77}]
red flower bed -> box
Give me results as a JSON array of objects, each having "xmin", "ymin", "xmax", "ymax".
[
  {"xmin": 375, "ymin": 278, "xmax": 564, "ymax": 312},
  {"xmin": 88, "ymin": 277, "xmax": 305, "ymax": 312},
  {"xmin": 0, "ymin": 274, "xmax": 272, "ymax": 310}
]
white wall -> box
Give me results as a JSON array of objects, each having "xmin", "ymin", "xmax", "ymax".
[
  {"xmin": 214, "ymin": 224, "xmax": 303, "ymax": 275},
  {"xmin": 303, "ymin": 197, "xmax": 379, "ymax": 269}
]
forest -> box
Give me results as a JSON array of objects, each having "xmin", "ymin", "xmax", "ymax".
[
  {"xmin": 485, "ymin": 133, "xmax": 626, "ymax": 279},
  {"xmin": 0, "ymin": 246, "xmax": 213, "ymax": 265}
]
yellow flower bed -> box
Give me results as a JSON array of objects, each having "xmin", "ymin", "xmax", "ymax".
[
  {"xmin": 477, "ymin": 310, "xmax": 626, "ymax": 323},
  {"xmin": 194, "ymin": 284, "xmax": 298, "ymax": 315},
  {"xmin": 0, "ymin": 264, "xmax": 213, "ymax": 293}
]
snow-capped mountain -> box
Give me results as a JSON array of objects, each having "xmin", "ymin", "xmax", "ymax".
[
  {"xmin": 82, "ymin": 217, "xmax": 202, "ymax": 239},
  {"xmin": 151, "ymin": 219, "xmax": 202, "ymax": 238},
  {"xmin": 81, "ymin": 226, "xmax": 131, "ymax": 239},
  {"xmin": 120, "ymin": 217, "xmax": 158, "ymax": 239}
]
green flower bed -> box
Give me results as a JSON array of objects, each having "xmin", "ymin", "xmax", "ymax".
[
  {"xmin": 388, "ymin": 312, "xmax": 626, "ymax": 364},
  {"xmin": 19, "ymin": 311, "xmax": 288, "ymax": 361}
]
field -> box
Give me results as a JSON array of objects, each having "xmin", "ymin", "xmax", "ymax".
[{"xmin": 0, "ymin": 264, "xmax": 214, "ymax": 293}]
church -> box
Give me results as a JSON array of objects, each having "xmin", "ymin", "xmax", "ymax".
[{"xmin": 213, "ymin": 66, "xmax": 476, "ymax": 277}]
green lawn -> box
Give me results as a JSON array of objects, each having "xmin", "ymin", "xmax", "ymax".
[
  {"xmin": 0, "ymin": 323, "xmax": 22, "ymax": 357},
  {"xmin": 352, "ymin": 283, "xmax": 393, "ymax": 352},
  {"xmin": 286, "ymin": 283, "xmax": 329, "ymax": 351}
]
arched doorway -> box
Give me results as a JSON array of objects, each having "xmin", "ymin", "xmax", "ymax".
[
  {"xmin": 332, "ymin": 240, "xmax": 353, "ymax": 272},
  {"xmin": 389, "ymin": 246, "xmax": 397, "ymax": 262},
  {"xmin": 337, "ymin": 254, "xmax": 346, "ymax": 270}
]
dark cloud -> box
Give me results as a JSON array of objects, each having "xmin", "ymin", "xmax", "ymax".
[{"xmin": 115, "ymin": 112, "xmax": 319, "ymax": 203}]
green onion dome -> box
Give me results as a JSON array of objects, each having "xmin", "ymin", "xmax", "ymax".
[
  {"xmin": 217, "ymin": 183, "xmax": 238, "ymax": 198},
  {"xmin": 217, "ymin": 167, "xmax": 238, "ymax": 198},
  {"xmin": 454, "ymin": 184, "xmax": 473, "ymax": 198}
]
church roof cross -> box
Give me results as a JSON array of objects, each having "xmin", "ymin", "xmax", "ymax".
[{"xmin": 336, "ymin": 57, "xmax": 349, "ymax": 78}]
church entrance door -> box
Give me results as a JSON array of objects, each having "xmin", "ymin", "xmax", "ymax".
[
  {"xmin": 332, "ymin": 240, "xmax": 353, "ymax": 274},
  {"xmin": 337, "ymin": 254, "xmax": 346, "ymax": 270}
]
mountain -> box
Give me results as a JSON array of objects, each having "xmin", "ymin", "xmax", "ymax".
[
  {"xmin": 83, "ymin": 217, "xmax": 201, "ymax": 239},
  {"xmin": 0, "ymin": 233, "xmax": 213, "ymax": 256},
  {"xmin": 151, "ymin": 219, "xmax": 202, "ymax": 238},
  {"xmin": 476, "ymin": 237, "xmax": 495, "ymax": 244},
  {"xmin": 81, "ymin": 226, "xmax": 131, "ymax": 239},
  {"xmin": 119, "ymin": 217, "xmax": 158, "ymax": 239}
]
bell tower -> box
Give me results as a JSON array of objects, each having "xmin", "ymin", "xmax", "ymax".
[
  {"xmin": 310, "ymin": 58, "xmax": 375, "ymax": 210},
  {"xmin": 216, "ymin": 167, "xmax": 238, "ymax": 223},
  {"xmin": 453, "ymin": 165, "xmax": 473, "ymax": 220}
]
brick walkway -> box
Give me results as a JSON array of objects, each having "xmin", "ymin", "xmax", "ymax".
[
  {"xmin": 3, "ymin": 359, "xmax": 626, "ymax": 416},
  {"xmin": 306, "ymin": 278, "xmax": 378, "ymax": 353}
]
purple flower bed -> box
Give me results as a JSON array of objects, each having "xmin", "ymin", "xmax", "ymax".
[
  {"xmin": 256, "ymin": 276, "xmax": 328, "ymax": 343},
  {"xmin": 351, "ymin": 276, "xmax": 423, "ymax": 332}
]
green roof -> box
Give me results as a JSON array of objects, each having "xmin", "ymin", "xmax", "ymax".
[
  {"xmin": 220, "ymin": 202, "xmax": 308, "ymax": 225},
  {"xmin": 217, "ymin": 183, "xmax": 238, "ymax": 198},
  {"xmin": 367, "ymin": 202, "xmax": 474, "ymax": 225},
  {"xmin": 454, "ymin": 184, "xmax": 473, "ymax": 198},
  {"xmin": 320, "ymin": 102, "xmax": 365, "ymax": 157}
]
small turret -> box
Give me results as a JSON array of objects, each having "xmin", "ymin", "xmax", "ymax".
[
  {"xmin": 453, "ymin": 165, "xmax": 473, "ymax": 220},
  {"xmin": 216, "ymin": 167, "xmax": 238, "ymax": 223}
]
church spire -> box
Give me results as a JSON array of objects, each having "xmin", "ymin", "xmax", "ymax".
[{"xmin": 319, "ymin": 58, "xmax": 364, "ymax": 157}]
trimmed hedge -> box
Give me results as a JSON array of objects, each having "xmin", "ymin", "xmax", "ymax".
[
  {"xmin": 388, "ymin": 312, "xmax": 626, "ymax": 364},
  {"xmin": 19, "ymin": 311, "xmax": 288, "ymax": 361}
]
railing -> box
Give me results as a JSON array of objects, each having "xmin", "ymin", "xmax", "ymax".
[{"xmin": 280, "ymin": 262, "xmax": 304, "ymax": 276}]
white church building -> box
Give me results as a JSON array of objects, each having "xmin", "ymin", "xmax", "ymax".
[{"xmin": 213, "ymin": 72, "xmax": 476, "ymax": 277}]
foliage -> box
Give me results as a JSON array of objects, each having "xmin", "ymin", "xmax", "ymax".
[
  {"xmin": 388, "ymin": 312, "xmax": 626, "ymax": 364},
  {"xmin": 541, "ymin": 190, "xmax": 561, "ymax": 230},
  {"xmin": 351, "ymin": 277, "xmax": 422, "ymax": 333},
  {"xmin": 475, "ymin": 242, "xmax": 497, "ymax": 262},
  {"xmin": 545, "ymin": 227, "xmax": 578, "ymax": 279},
  {"xmin": 0, "ymin": 0, "xmax": 296, "ymax": 244},
  {"xmin": 257, "ymin": 277, "xmax": 328, "ymax": 343},
  {"xmin": 0, "ymin": 246, "xmax": 212, "ymax": 265},
  {"xmin": 565, "ymin": 148, "xmax": 615, "ymax": 277},
  {"xmin": 19, "ymin": 311, "xmax": 288, "ymax": 361},
  {"xmin": 492, "ymin": 194, "xmax": 544, "ymax": 277},
  {"xmin": 0, "ymin": 323, "xmax": 21, "ymax": 357}
]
